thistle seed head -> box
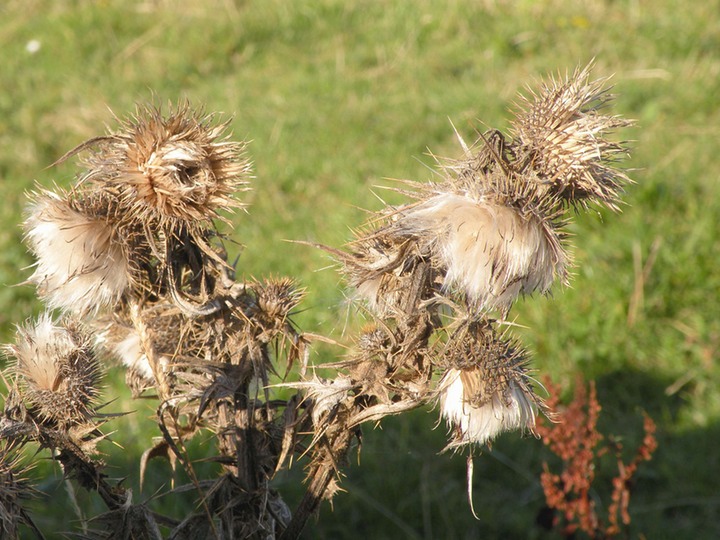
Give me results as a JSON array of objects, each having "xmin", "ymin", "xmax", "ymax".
[
  {"xmin": 396, "ymin": 193, "xmax": 567, "ymax": 315},
  {"xmin": 440, "ymin": 367, "xmax": 538, "ymax": 448},
  {"xmin": 439, "ymin": 321, "xmax": 542, "ymax": 447},
  {"xmin": 6, "ymin": 313, "xmax": 102, "ymax": 427},
  {"xmin": 346, "ymin": 165, "xmax": 568, "ymax": 318},
  {"xmin": 511, "ymin": 62, "xmax": 633, "ymax": 209},
  {"xmin": 339, "ymin": 213, "xmax": 445, "ymax": 319},
  {"xmin": 78, "ymin": 102, "xmax": 252, "ymax": 229},
  {"xmin": 24, "ymin": 189, "xmax": 131, "ymax": 316}
]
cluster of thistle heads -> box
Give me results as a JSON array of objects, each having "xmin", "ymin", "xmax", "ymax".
[
  {"xmin": 0, "ymin": 62, "xmax": 632, "ymax": 537},
  {"xmin": 1, "ymin": 104, "xmax": 309, "ymax": 536},
  {"xmin": 326, "ymin": 62, "xmax": 632, "ymax": 449}
]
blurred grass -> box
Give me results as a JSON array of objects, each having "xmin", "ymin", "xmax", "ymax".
[{"xmin": 1, "ymin": 0, "xmax": 719, "ymax": 537}]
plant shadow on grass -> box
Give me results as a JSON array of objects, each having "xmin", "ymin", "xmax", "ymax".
[
  {"xmin": 594, "ymin": 369, "xmax": 720, "ymax": 540},
  {"xmin": 298, "ymin": 367, "xmax": 718, "ymax": 539},
  {"xmin": 18, "ymin": 367, "xmax": 719, "ymax": 539}
]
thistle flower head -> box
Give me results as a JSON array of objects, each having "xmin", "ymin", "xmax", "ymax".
[
  {"xmin": 439, "ymin": 320, "xmax": 542, "ymax": 448},
  {"xmin": 24, "ymin": 189, "xmax": 131, "ymax": 315},
  {"xmin": 78, "ymin": 102, "xmax": 252, "ymax": 228},
  {"xmin": 511, "ymin": 62, "xmax": 633, "ymax": 209},
  {"xmin": 6, "ymin": 313, "xmax": 102, "ymax": 427}
]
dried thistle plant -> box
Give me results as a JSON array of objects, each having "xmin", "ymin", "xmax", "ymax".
[
  {"xmin": 319, "ymin": 60, "xmax": 630, "ymax": 440},
  {"xmin": 277, "ymin": 62, "xmax": 633, "ymax": 536},
  {"xmin": 0, "ymin": 64, "xmax": 634, "ymax": 539}
]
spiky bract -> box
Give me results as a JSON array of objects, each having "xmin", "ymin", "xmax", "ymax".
[{"xmin": 0, "ymin": 442, "xmax": 39, "ymax": 539}]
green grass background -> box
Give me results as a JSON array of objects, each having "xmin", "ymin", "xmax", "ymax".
[{"xmin": 1, "ymin": 0, "xmax": 719, "ymax": 538}]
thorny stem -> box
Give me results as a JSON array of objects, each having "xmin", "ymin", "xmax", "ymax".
[
  {"xmin": 157, "ymin": 403, "xmax": 220, "ymax": 537},
  {"xmin": 217, "ymin": 383, "xmax": 259, "ymax": 491},
  {"xmin": 0, "ymin": 417, "xmax": 126, "ymax": 511},
  {"xmin": 280, "ymin": 265, "xmax": 437, "ymax": 539},
  {"xmin": 279, "ymin": 468, "xmax": 334, "ymax": 540},
  {"xmin": 279, "ymin": 429, "xmax": 356, "ymax": 540}
]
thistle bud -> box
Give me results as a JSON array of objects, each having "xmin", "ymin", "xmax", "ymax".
[{"xmin": 254, "ymin": 277, "xmax": 305, "ymax": 327}]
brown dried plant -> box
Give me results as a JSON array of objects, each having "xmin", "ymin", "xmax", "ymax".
[
  {"xmin": 536, "ymin": 376, "xmax": 658, "ymax": 538},
  {"xmin": 0, "ymin": 62, "xmax": 635, "ymax": 539}
]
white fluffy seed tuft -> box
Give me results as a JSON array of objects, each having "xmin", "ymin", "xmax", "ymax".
[
  {"xmin": 440, "ymin": 368, "xmax": 537, "ymax": 447},
  {"xmin": 399, "ymin": 193, "xmax": 565, "ymax": 314},
  {"xmin": 24, "ymin": 191, "xmax": 129, "ymax": 315}
]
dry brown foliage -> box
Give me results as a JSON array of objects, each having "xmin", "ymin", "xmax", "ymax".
[{"xmin": 536, "ymin": 376, "xmax": 658, "ymax": 538}]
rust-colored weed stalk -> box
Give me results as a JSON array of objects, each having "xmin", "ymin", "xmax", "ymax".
[{"xmin": 536, "ymin": 377, "xmax": 658, "ymax": 537}]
